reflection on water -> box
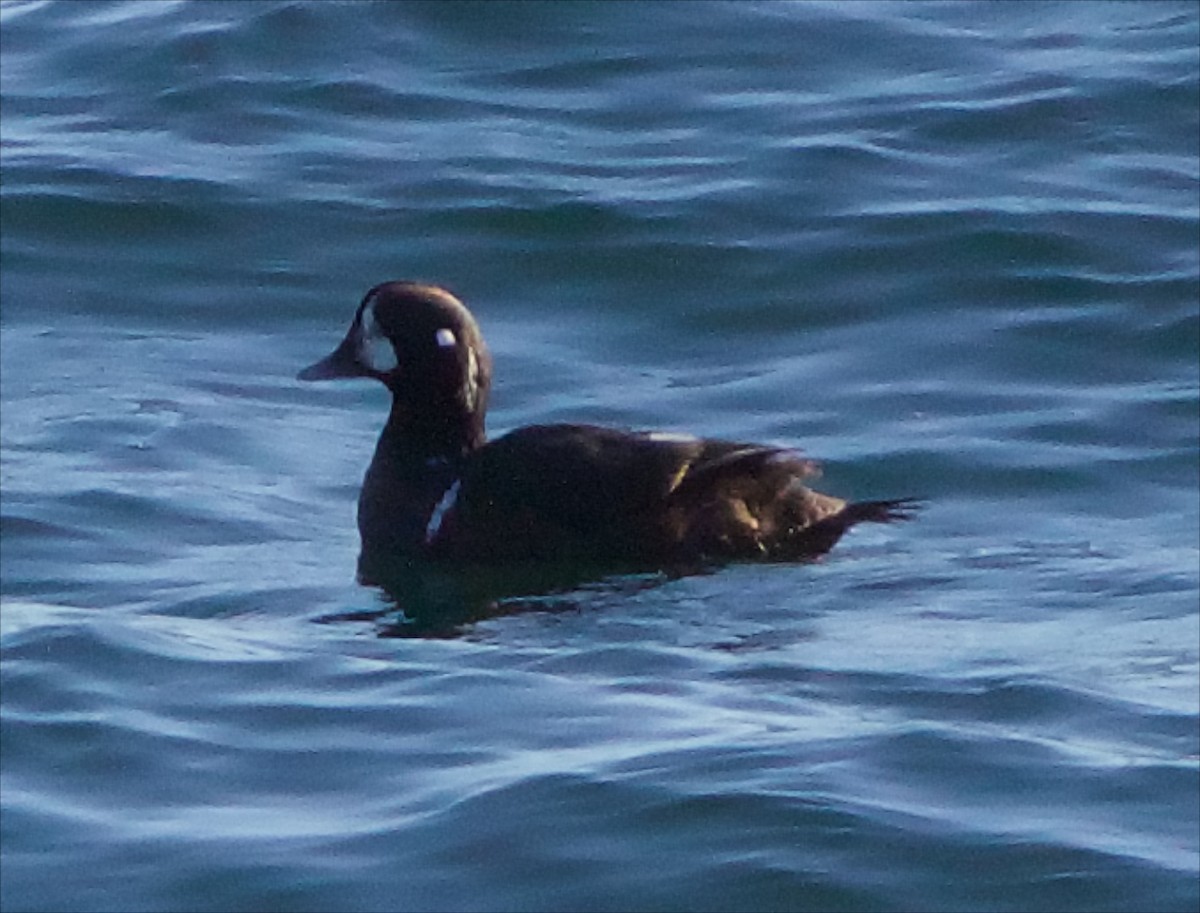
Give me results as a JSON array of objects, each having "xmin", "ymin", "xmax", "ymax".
[{"xmin": 321, "ymin": 566, "xmax": 678, "ymax": 639}]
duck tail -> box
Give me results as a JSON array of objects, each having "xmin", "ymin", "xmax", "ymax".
[
  {"xmin": 840, "ymin": 497, "xmax": 924, "ymax": 525},
  {"xmin": 776, "ymin": 496, "xmax": 923, "ymax": 559}
]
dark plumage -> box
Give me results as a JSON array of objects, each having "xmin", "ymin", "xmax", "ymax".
[{"xmin": 298, "ymin": 282, "xmax": 917, "ymax": 588}]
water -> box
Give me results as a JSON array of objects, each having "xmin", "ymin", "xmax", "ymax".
[{"xmin": 2, "ymin": 1, "xmax": 1197, "ymax": 910}]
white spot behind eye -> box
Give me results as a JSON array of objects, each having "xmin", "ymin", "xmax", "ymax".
[
  {"xmin": 359, "ymin": 301, "xmax": 398, "ymax": 373},
  {"xmin": 436, "ymin": 328, "xmax": 457, "ymax": 348}
]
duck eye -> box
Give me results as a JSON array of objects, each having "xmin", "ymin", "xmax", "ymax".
[{"xmin": 435, "ymin": 328, "xmax": 457, "ymax": 349}]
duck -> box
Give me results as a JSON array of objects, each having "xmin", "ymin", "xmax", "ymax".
[{"xmin": 298, "ymin": 281, "xmax": 918, "ymax": 587}]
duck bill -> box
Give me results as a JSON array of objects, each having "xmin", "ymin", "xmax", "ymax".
[{"xmin": 297, "ymin": 335, "xmax": 365, "ymax": 381}]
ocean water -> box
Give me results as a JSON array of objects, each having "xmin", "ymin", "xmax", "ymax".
[{"xmin": 1, "ymin": 1, "xmax": 1198, "ymax": 910}]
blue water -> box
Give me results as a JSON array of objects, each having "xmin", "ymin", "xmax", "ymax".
[{"xmin": 2, "ymin": 1, "xmax": 1198, "ymax": 910}]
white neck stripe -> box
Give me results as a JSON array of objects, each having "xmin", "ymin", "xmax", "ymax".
[{"xmin": 424, "ymin": 478, "xmax": 462, "ymax": 546}]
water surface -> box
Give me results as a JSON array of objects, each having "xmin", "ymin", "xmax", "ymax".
[{"xmin": 2, "ymin": 2, "xmax": 1198, "ymax": 911}]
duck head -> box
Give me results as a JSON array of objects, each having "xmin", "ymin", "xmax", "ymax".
[{"xmin": 299, "ymin": 281, "xmax": 492, "ymax": 453}]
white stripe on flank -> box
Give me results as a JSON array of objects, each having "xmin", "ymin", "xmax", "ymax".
[
  {"xmin": 645, "ymin": 431, "xmax": 699, "ymax": 444},
  {"xmin": 424, "ymin": 479, "xmax": 461, "ymax": 545}
]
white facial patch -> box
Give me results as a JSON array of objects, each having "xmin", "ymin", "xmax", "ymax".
[
  {"xmin": 435, "ymin": 328, "xmax": 457, "ymax": 349},
  {"xmin": 424, "ymin": 478, "xmax": 461, "ymax": 546},
  {"xmin": 358, "ymin": 298, "xmax": 398, "ymax": 373}
]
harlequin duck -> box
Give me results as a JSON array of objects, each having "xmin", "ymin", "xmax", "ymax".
[{"xmin": 298, "ymin": 281, "xmax": 918, "ymax": 586}]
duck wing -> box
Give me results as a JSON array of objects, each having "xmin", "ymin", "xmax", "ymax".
[{"xmin": 432, "ymin": 423, "xmax": 906, "ymax": 562}]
